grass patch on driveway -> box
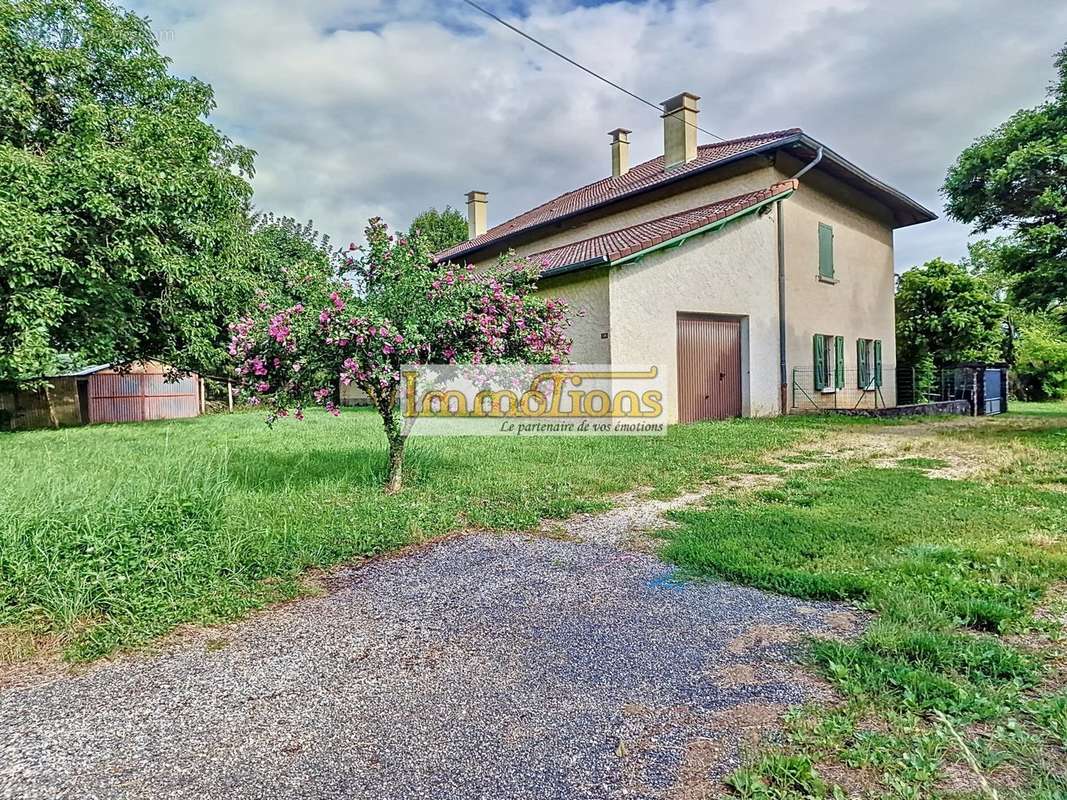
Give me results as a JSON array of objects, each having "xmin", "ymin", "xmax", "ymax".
[
  {"xmin": 0, "ymin": 407, "xmax": 827, "ymax": 662},
  {"xmin": 663, "ymin": 408, "xmax": 1067, "ymax": 798}
]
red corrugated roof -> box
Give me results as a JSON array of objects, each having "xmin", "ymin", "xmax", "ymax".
[
  {"xmin": 529, "ymin": 181, "xmax": 797, "ymax": 272},
  {"xmin": 435, "ymin": 128, "xmax": 802, "ymax": 264}
]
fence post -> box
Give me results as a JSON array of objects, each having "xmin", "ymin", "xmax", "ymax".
[{"xmin": 227, "ymin": 379, "xmax": 234, "ymax": 413}]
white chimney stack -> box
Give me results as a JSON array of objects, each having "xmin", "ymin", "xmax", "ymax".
[
  {"xmin": 466, "ymin": 190, "xmax": 488, "ymax": 239},
  {"xmin": 661, "ymin": 92, "xmax": 700, "ymax": 170},
  {"xmin": 608, "ymin": 128, "xmax": 632, "ymax": 178}
]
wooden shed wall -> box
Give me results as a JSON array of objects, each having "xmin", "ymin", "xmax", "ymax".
[{"xmin": 0, "ymin": 379, "xmax": 82, "ymax": 431}]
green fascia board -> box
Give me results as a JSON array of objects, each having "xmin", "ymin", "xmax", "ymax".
[{"xmin": 611, "ymin": 189, "xmax": 794, "ymax": 268}]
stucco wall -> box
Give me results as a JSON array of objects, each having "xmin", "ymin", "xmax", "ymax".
[
  {"xmin": 775, "ymin": 157, "xmax": 898, "ymax": 410},
  {"xmin": 606, "ymin": 210, "xmax": 781, "ymax": 423},
  {"xmin": 536, "ymin": 267, "xmax": 612, "ymax": 363}
]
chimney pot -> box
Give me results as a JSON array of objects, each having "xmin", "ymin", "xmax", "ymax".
[
  {"xmin": 465, "ymin": 190, "xmax": 488, "ymax": 239},
  {"xmin": 608, "ymin": 128, "xmax": 632, "ymax": 178},
  {"xmin": 661, "ymin": 91, "xmax": 700, "ymax": 170}
]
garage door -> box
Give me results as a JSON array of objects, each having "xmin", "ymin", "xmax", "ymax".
[{"xmin": 677, "ymin": 316, "xmax": 742, "ymax": 422}]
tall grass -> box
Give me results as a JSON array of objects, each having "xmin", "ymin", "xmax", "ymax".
[{"xmin": 0, "ymin": 407, "xmax": 821, "ymax": 659}]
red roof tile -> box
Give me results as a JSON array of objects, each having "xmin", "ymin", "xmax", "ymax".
[
  {"xmin": 528, "ymin": 181, "xmax": 797, "ymax": 273},
  {"xmin": 435, "ymin": 128, "xmax": 802, "ymax": 263}
]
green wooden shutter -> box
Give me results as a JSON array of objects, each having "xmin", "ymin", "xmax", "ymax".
[
  {"xmin": 834, "ymin": 336, "xmax": 845, "ymax": 389},
  {"xmin": 813, "ymin": 334, "xmax": 826, "ymax": 390},
  {"xmin": 874, "ymin": 340, "xmax": 883, "ymax": 388},
  {"xmin": 857, "ymin": 339, "xmax": 869, "ymax": 388},
  {"xmin": 818, "ymin": 223, "xmax": 834, "ymax": 279}
]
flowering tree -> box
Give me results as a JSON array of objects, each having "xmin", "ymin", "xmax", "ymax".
[{"xmin": 230, "ymin": 218, "xmax": 571, "ymax": 493}]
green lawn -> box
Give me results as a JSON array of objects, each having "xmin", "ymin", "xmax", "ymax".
[
  {"xmin": 4, "ymin": 403, "xmax": 1066, "ymax": 796},
  {"xmin": 662, "ymin": 408, "xmax": 1067, "ymax": 799},
  {"xmin": 0, "ymin": 407, "xmax": 823, "ymax": 660}
]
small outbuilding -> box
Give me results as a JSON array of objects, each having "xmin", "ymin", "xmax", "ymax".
[{"xmin": 0, "ymin": 361, "xmax": 203, "ymax": 431}]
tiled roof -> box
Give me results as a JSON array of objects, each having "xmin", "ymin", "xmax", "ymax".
[
  {"xmin": 435, "ymin": 128, "xmax": 802, "ymax": 263},
  {"xmin": 529, "ymin": 181, "xmax": 797, "ymax": 273}
]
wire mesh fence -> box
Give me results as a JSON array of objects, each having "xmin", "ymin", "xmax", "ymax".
[
  {"xmin": 791, "ymin": 364, "xmax": 1008, "ymax": 415},
  {"xmin": 791, "ymin": 367, "xmax": 894, "ymax": 411}
]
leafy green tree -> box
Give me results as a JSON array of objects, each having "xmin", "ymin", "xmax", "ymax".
[
  {"xmin": 251, "ymin": 214, "xmax": 332, "ymax": 273},
  {"xmin": 407, "ymin": 206, "xmax": 468, "ymax": 253},
  {"xmin": 896, "ymin": 258, "xmax": 1006, "ymax": 368},
  {"xmin": 943, "ymin": 43, "xmax": 1067, "ymax": 311},
  {"xmin": 0, "ymin": 0, "xmax": 262, "ymax": 382},
  {"xmin": 1011, "ymin": 312, "xmax": 1067, "ymax": 400},
  {"xmin": 248, "ymin": 214, "xmax": 341, "ymax": 309}
]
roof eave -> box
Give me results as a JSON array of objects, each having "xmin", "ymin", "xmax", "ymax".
[
  {"xmin": 539, "ymin": 255, "xmax": 610, "ymax": 280},
  {"xmin": 437, "ymin": 136, "xmax": 799, "ymax": 265},
  {"xmin": 540, "ymin": 186, "xmax": 795, "ymax": 279},
  {"xmin": 792, "ymin": 134, "xmax": 938, "ymax": 228}
]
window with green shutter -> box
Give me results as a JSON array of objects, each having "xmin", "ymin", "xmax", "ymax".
[
  {"xmin": 834, "ymin": 336, "xmax": 845, "ymax": 389},
  {"xmin": 813, "ymin": 334, "xmax": 826, "ymax": 391},
  {"xmin": 856, "ymin": 339, "xmax": 885, "ymax": 389},
  {"xmin": 818, "ymin": 223, "xmax": 835, "ymax": 280}
]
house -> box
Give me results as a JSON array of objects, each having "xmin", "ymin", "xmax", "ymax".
[
  {"xmin": 435, "ymin": 92, "xmax": 936, "ymax": 423},
  {"xmin": 0, "ymin": 361, "xmax": 203, "ymax": 431}
]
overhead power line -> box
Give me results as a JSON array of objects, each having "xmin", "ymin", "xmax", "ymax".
[{"xmin": 459, "ymin": 0, "xmax": 726, "ymax": 142}]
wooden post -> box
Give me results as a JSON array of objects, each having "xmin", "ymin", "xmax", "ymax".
[
  {"xmin": 42, "ymin": 383, "xmax": 59, "ymax": 429},
  {"xmin": 199, "ymin": 377, "xmax": 206, "ymax": 415},
  {"xmin": 227, "ymin": 379, "xmax": 234, "ymax": 413}
]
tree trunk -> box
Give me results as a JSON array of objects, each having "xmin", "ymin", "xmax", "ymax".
[{"xmin": 385, "ymin": 433, "xmax": 405, "ymax": 494}]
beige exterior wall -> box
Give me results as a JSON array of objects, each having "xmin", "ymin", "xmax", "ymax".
[
  {"xmin": 775, "ymin": 157, "xmax": 897, "ymax": 411},
  {"xmin": 537, "ymin": 268, "xmax": 612, "ymax": 363},
  {"xmin": 607, "ymin": 211, "xmax": 781, "ymax": 423}
]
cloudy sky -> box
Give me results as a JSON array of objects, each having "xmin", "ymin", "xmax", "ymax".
[{"xmin": 131, "ymin": 0, "xmax": 1065, "ymax": 270}]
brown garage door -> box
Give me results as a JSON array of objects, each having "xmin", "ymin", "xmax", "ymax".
[{"xmin": 677, "ymin": 316, "xmax": 742, "ymax": 422}]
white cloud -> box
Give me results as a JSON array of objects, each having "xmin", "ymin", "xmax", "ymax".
[{"xmin": 133, "ymin": 0, "xmax": 1066, "ymax": 267}]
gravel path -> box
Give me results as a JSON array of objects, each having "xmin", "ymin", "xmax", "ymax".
[{"xmin": 0, "ymin": 501, "xmax": 861, "ymax": 799}]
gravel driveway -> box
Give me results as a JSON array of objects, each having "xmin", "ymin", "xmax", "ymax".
[{"xmin": 0, "ymin": 520, "xmax": 859, "ymax": 799}]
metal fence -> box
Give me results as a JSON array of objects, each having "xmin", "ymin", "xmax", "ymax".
[
  {"xmin": 792, "ymin": 364, "xmax": 1008, "ymax": 415},
  {"xmin": 896, "ymin": 364, "xmax": 1007, "ymax": 415},
  {"xmin": 791, "ymin": 366, "xmax": 894, "ymax": 411}
]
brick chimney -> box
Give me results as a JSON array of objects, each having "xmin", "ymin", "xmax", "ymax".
[
  {"xmin": 661, "ymin": 92, "xmax": 700, "ymax": 170},
  {"xmin": 466, "ymin": 190, "xmax": 488, "ymax": 239},
  {"xmin": 608, "ymin": 128, "xmax": 632, "ymax": 178}
]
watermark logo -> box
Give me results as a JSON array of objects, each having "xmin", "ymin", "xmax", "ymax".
[{"xmin": 401, "ymin": 364, "xmax": 667, "ymax": 436}]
